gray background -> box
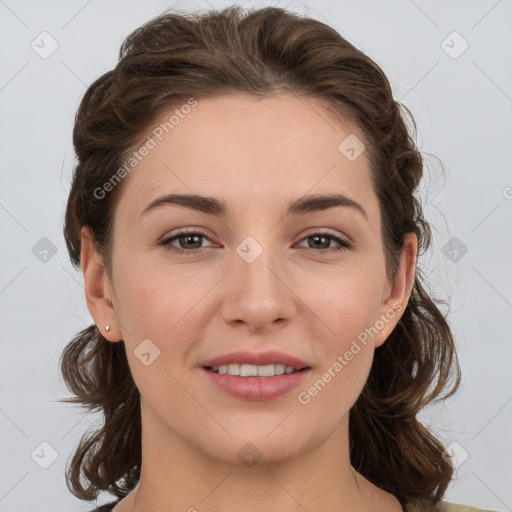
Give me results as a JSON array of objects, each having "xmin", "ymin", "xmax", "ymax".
[{"xmin": 0, "ymin": 1, "xmax": 511, "ymax": 511}]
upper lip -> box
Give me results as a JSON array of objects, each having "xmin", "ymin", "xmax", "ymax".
[{"xmin": 201, "ymin": 350, "xmax": 310, "ymax": 370}]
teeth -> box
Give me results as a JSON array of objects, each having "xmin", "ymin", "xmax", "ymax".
[{"xmin": 210, "ymin": 363, "xmax": 299, "ymax": 377}]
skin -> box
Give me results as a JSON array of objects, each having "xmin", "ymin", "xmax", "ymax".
[{"xmin": 81, "ymin": 92, "xmax": 417, "ymax": 512}]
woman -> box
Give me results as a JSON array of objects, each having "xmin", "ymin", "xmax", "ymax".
[{"xmin": 59, "ymin": 6, "xmax": 497, "ymax": 512}]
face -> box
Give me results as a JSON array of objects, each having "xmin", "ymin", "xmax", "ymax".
[{"xmin": 83, "ymin": 92, "xmax": 416, "ymax": 468}]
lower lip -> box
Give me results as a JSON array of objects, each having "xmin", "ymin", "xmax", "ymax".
[{"xmin": 202, "ymin": 367, "xmax": 311, "ymax": 401}]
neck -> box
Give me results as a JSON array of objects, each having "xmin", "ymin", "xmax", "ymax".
[{"xmin": 115, "ymin": 408, "xmax": 402, "ymax": 512}]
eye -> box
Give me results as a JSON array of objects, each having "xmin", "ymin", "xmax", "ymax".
[
  {"xmin": 159, "ymin": 229, "xmax": 352, "ymax": 256},
  {"xmin": 295, "ymin": 231, "xmax": 352, "ymax": 254},
  {"xmin": 159, "ymin": 228, "xmax": 214, "ymax": 255}
]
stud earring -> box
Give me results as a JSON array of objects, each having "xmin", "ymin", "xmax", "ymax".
[{"xmin": 105, "ymin": 325, "xmax": 111, "ymax": 332}]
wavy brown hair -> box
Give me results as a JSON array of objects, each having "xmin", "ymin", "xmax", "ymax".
[{"xmin": 59, "ymin": 5, "xmax": 461, "ymax": 509}]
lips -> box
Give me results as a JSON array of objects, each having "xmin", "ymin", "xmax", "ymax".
[
  {"xmin": 200, "ymin": 349, "xmax": 310, "ymax": 370},
  {"xmin": 202, "ymin": 367, "xmax": 311, "ymax": 401},
  {"xmin": 200, "ymin": 350, "xmax": 312, "ymax": 401}
]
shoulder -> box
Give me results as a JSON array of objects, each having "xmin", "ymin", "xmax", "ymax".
[
  {"xmin": 87, "ymin": 500, "xmax": 120, "ymax": 512},
  {"xmin": 406, "ymin": 500, "xmax": 499, "ymax": 512}
]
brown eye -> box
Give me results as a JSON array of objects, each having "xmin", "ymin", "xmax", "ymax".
[
  {"xmin": 159, "ymin": 230, "xmax": 352, "ymax": 256},
  {"xmin": 297, "ymin": 232, "xmax": 352, "ymax": 254},
  {"xmin": 160, "ymin": 230, "xmax": 214, "ymax": 254}
]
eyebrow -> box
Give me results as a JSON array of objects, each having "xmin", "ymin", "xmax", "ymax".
[{"xmin": 139, "ymin": 192, "xmax": 368, "ymax": 222}]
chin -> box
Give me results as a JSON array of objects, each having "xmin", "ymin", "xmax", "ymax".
[{"xmin": 202, "ymin": 426, "xmax": 308, "ymax": 469}]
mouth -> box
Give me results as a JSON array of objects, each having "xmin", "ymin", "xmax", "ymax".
[
  {"xmin": 204, "ymin": 363, "xmax": 310, "ymax": 377},
  {"xmin": 199, "ymin": 350, "xmax": 311, "ymax": 400},
  {"xmin": 201, "ymin": 364, "xmax": 312, "ymax": 401}
]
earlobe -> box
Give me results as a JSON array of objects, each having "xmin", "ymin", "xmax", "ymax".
[
  {"xmin": 80, "ymin": 226, "xmax": 122, "ymax": 342},
  {"xmin": 375, "ymin": 232, "xmax": 418, "ymax": 348}
]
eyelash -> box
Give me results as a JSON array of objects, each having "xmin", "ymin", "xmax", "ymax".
[{"xmin": 159, "ymin": 228, "xmax": 352, "ymax": 256}]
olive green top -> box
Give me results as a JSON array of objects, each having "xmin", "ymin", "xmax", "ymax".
[{"xmin": 88, "ymin": 499, "xmax": 499, "ymax": 511}]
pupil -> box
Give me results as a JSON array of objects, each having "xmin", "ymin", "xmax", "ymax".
[
  {"xmin": 312, "ymin": 235, "xmax": 328, "ymax": 249},
  {"xmin": 182, "ymin": 234, "xmax": 201, "ymax": 248}
]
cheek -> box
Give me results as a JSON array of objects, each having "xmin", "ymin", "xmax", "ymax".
[
  {"xmin": 295, "ymin": 334, "xmax": 375, "ymax": 433},
  {"xmin": 113, "ymin": 259, "xmax": 186, "ymax": 334},
  {"xmin": 299, "ymin": 261, "xmax": 383, "ymax": 340},
  {"xmin": 113, "ymin": 262, "xmax": 214, "ymax": 385},
  {"xmin": 295, "ymin": 263, "xmax": 382, "ymax": 410}
]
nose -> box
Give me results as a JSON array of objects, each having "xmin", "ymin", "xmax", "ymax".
[{"xmin": 220, "ymin": 240, "xmax": 296, "ymax": 332}]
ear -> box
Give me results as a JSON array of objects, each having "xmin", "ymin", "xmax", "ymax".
[
  {"xmin": 80, "ymin": 226, "xmax": 123, "ymax": 342},
  {"xmin": 374, "ymin": 232, "xmax": 418, "ymax": 348}
]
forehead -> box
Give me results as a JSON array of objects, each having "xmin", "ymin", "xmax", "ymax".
[{"xmin": 115, "ymin": 93, "xmax": 377, "ymax": 225}]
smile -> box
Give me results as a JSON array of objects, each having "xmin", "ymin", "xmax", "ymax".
[{"xmin": 207, "ymin": 363, "xmax": 305, "ymax": 377}]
